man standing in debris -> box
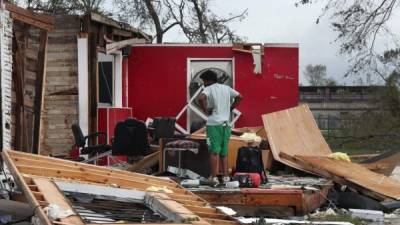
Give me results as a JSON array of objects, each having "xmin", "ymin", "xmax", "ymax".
[{"xmin": 198, "ymin": 70, "xmax": 243, "ymax": 185}]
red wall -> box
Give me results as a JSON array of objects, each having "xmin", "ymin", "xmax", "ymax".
[
  {"xmin": 127, "ymin": 45, "xmax": 298, "ymax": 128},
  {"xmin": 97, "ymin": 107, "xmax": 133, "ymax": 143}
]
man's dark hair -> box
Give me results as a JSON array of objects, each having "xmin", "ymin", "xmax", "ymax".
[{"xmin": 200, "ymin": 70, "xmax": 218, "ymax": 82}]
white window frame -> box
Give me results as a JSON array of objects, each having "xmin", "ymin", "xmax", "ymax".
[
  {"xmin": 174, "ymin": 58, "xmax": 241, "ymax": 134},
  {"xmin": 97, "ymin": 52, "xmax": 123, "ymax": 108}
]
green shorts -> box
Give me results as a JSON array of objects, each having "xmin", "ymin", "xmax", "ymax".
[{"xmin": 206, "ymin": 124, "xmax": 231, "ymax": 156}]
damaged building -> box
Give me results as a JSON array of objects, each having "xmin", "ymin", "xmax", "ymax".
[
  {"xmin": 1, "ymin": 2, "xmax": 150, "ymax": 156},
  {"xmin": 1, "ymin": 2, "xmax": 400, "ymax": 225}
]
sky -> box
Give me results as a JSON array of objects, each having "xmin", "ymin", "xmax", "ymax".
[{"xmin": 161, "ymin": 0, "xmax": 400, "ymax": 85}]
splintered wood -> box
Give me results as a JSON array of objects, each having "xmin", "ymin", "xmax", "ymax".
[
  {"xmin": 2, "ymin": 150, "xmax": 240, "ymax": 225},
  {"xmin": 262, "ymin": 104, "xmax": 400, "ymax": 200},
  {"xmin": 293, "ymin": 156, "xmax": 400, "ymax": 200}
]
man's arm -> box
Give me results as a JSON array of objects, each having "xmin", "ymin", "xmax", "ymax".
[
  {"xmin": 198, "ymin": 93, "xmax": 210, "ymax": 115},
  {"xmin": 230, "ymin": 94, "xmax": 243, "ymax": 111}
]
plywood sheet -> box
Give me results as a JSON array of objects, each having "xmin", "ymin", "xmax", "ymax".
[
  {"xmin": 361, "ymin": 150, "xmax": 400, "ymax": 176},
  {"xmin": 293, "ymin": 156, "xmax": 400, "ymax": 200},
  {"xmin": 262, "ymin": 105, "xmax": 332, "ymax": 171}
]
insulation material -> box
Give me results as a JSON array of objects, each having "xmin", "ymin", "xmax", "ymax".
[{"xmin": 251, "ymin": 48, "xmax": 262, "ymax": 74}]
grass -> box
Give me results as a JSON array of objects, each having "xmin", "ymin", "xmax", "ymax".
[{"xmin": 321, "ymin": 130, "xmax": 386, "ymax": 155}]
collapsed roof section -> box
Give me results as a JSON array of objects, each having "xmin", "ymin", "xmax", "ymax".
[{"xmin": 2, "ymin": 149, "xmax": 241, "ymax": 225}]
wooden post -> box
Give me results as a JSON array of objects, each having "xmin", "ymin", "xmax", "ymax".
[
  {"xmin": 12, "ymin": 31, "xmax": 25, "ymax": 151},
  {"xmin": 83, "ymin": 16, "xmax": 98, "ymax": 138},
  {"xmin": 32, "ymin": 30, "xmax": 48, "ymax": 154},
  {"xmin": 89, "ymin": 31, "xmax": 98, "ymax": 137}
]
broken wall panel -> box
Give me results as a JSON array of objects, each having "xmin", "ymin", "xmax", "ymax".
[
  {"xmin": 40, "ymin": 15, "xmax": 80, "ymax": 156},
  {"xmin": 1, "ymin": 3, "xmax": 53, "ymax": 153},
  {"xmin": 11, "ymin": 21, "xmax": 42, "ymax": 153}
]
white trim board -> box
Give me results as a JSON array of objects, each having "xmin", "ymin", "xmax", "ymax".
[
  {"xmin": 264, "ymin": 43, "xmax": 299, "ymax": 48},
  {"xmin": 130, "ymin": 43, "xmax": 299, "ymax": 48},
  {"xmin": 114, "ymin": 51, "xmax": 123, "ymax": 108},
  {"xmin": 77, "ymin": 37, "xmax": 89, "ymax": 135}
]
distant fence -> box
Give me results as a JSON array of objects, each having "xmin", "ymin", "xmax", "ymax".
[
  {"xmin": 315, "ymin": 116, "xmax": 358, "ymax": 132},
  {"xmin": 315, "ymin": 116, "xmax": 400, "ymax": 150}
]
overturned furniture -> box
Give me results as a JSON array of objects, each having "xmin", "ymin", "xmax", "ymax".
[
  {"xmin": 2, "ymin": 150, "xmax": 241, "ymax": 225},
  {"xmin": 262, "ymin": 104, "xmax": 400, "ymax": 201}
]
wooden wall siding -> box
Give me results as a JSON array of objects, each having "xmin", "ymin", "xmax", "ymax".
[
  {"xmin": 10, "ymin": 21, "xmax": 41, "ymax": 153},
  {"xmin": 1, "ymin": 10, "xmax": 13, "ymax": 150},
  {"xmin": 40, "ymin": 15, "xmax": 80, "ymax": 156}
]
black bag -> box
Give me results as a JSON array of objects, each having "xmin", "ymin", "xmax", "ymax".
[
  {"xmin": 112, "ymin": 118, "xmax": 149, "ymax": 156},
  {"xmin": 235, "ymin": 147, "xmax": 268, "ymax": 183}
]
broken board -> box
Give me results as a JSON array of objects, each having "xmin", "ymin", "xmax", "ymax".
[
  {"xmin": 289, "ymin": 155, "xmax": 400, "ymax": 200},
  {"xmin": 2, "ymin": 150, "xmax": 240, "ymax": 225},
  {"xmin": 262, "ymin": 105, "xmax": 400, "ymax": 201}
]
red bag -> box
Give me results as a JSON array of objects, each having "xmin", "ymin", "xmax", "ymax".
[{"xmin": 233, "ymin": 172, "xmax": 261, "ymax": 188}]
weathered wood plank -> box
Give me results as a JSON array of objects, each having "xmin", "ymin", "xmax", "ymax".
[
  {"xmin": 33, "ymin": 30, "xmax": 48, "ymax": 154},
  {"xmin": 5, "ymin": 3, "xmax": 53, "ymax": 30}
]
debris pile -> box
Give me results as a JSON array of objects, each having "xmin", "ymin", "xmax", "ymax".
[{"xmin": 1, "ymin": 104, "xmax": 399, "ymax": 225}]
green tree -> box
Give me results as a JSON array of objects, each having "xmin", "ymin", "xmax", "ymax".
[
  {"xmin": 327, "ymin": 49, "xmax": 400, "ymax": 152},
  {"xmin": 297, "ymin": 0, "xmax": 399, "ymax": 81},
  {"xmin": 115, "ymin": 0, "xmax": 247, "ymax": 43},
  {"xmin": 304, "ymin": 64, "xmax": 337, "ymax": 86},
  {"xmin": 14, "ymin": 0, "xmax": 105, "ymax": 14}
]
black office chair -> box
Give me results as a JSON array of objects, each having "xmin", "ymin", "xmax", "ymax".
[{"xmin": 71, "ymin": 124, "xmax": 112, "ymax": 155}]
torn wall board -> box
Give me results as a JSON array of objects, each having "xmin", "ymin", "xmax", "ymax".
[
  {"xmin": 293, "ymin": 156, "xmax": 400, "ymax": 200},
  {"xmin": 262, "ymin": 104, "xmax": 332, "ymax": 171},
  {"xmin": 2, "ymin": 149, "xmax": 240, "ymax": 225},
  {"xmin": 361, "ymin": 149, "xmax": 400, "ymax": 176}
]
